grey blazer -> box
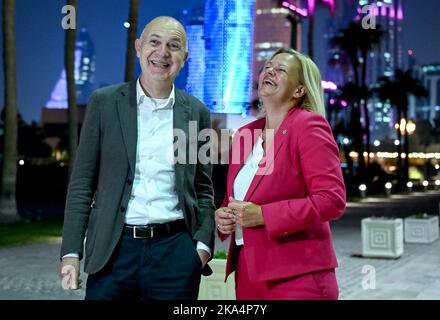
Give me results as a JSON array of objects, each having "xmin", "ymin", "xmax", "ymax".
[{"xmin": 60, "ymin": 81, "xmax": 215, "ymax": 276}]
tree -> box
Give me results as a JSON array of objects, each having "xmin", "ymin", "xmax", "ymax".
[
  {"xmin": 0, "ymin": 0, "xmax": 20, "ymax": 223},
  {"xmin": 65, "ymin": 0, "xmax": 78, "ymax": 179},
  {"xmin": 306, "ymin": 0, "xmax": 336, "ymax": 60},
  {"xmin": 331, "ymin": 21, "xmax": 384, "ymax": 180},
  {"xmin": 124, "ymin": 0, "xmax": 139, "ymax": 82},
  {"xmin": 376, "ymin": 69, "xmax": 428, "ymax": 187}
]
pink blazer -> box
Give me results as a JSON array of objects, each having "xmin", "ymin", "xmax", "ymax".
[{"xmin": 220, "ymin": 107, "xmax": 346, "ymax": 282}]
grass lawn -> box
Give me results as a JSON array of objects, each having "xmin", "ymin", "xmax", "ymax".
[{"xmin": 0, "ymin": 218, "xmax": 64, "ymax": 248}]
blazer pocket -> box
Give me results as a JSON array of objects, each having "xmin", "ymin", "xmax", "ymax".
[{"xmin": 276, "ymin": 228, "xmax": 315, "ymax": 243}]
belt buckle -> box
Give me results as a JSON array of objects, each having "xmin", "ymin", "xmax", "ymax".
[
  {"xmin": 132, "ymin": 226, "xmax": 154, "ymax": 239},
  {"xmin": 133, "ymin": 227, "xmax": 141, "ymax": 239}
]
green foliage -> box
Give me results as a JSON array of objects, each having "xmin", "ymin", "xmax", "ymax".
[
  {"xmin": 0, "ymin": 218, "xmax": 63, "ymax": 247},
  {"xmin": 213, "ymin": 251, "xmax": 228, "ymax": 259}
]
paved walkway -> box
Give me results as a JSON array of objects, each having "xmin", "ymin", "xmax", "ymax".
[{"xmin": 1, "ymin": 191, "xmax": 439, "ymax": 300}]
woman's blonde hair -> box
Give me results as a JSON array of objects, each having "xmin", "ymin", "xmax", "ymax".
[{"xmin": 263, "ymin": 47, "xmax": 326, "ymax": 117}]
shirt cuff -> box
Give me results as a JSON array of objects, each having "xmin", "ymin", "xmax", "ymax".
[
  {"xmin": 62, "ymin": 253, "xmax": 80, "ymax": 259},
  {"xmin": 196, "ymin": 241, "xmax": 211, "ymax": 258}
]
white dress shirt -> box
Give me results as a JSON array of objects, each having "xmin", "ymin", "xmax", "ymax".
[
  {"xmin": 232, "ymin": 135, "xmax": 264, "ymax": 245},
  {"xmin": 63, "ymin": 79, "xmax": 210, "ymax": 258}
]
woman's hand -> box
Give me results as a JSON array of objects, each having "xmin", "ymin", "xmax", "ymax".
[
  {"xmin": 227, "ymin": 197, "xmax": 265, "ymax": 228},
  {"xmin": 215, "ymin": 207, "xmax": 236, "ymax": 235}
]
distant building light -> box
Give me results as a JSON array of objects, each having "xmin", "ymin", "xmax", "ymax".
[
  {"xmin": 435, "ymin": 180, "xmax": 440, "ymax": 186},
  {"xmin": 124, "ymin": 22, "xmax": 130, "ymax": 29},
  {"xmin": 408, "ymin": 49, "xmax": 413, "ymax": 56},
  {"xmin": 374, "ymin": 140, "xmax": 381, "ymax": 147},
  {"xmin": 422, "ymin": 180, "xmax": 429, "ymax": 187},
  {"xmin": 385, "ymin": 182, "xmax": 392, "ymax": 189},
  {"xmin": 18, "ymin": 160, "xmax": 25, "ymax": 166},
  {"xmin": 394, "ymin": 139, "xmax": 400, "ymax": 146},
  {"xmin": 406, "ymin": 181, "xmax": 413, "ymax": 188},
  {"xmin": 359, "ymin": 184, "xmax": 367, "ymax": 191},
  {"xmin": 435, "ymin": 164, "xmax": 440, "ymax": 170},
  {"xmin": 343, "ymin": 138, "xmax": 350, "ymax": 145},
  {"xmin": 322, "ymin": 80, "xmax": 337, "ymax": 91}
]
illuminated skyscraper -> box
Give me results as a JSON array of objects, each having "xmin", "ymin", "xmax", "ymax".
[
  {"xmin": 179, "ymin": 7, "xmax": 205, "ymax": 103},
  {"xmin": 252, "ymin": 0, "xmax": 304, "ymax": 99},
  {"xmin": 46, "ymin": 28, "xmax": 95, "ymax": 109},
  {"xmin": 356, "ymin": 0, "xmax": 404, "ymax": 81},
  {"xmin": 204, "ymin": 0, "xmax": 256, "ymax": 114}
]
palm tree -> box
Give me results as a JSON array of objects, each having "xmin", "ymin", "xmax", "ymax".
[
  {"xmin": 376, "ymin": 70, "xmax": 428, "ymax": 187},
  {"xmin": 306, "ymin": 0, "xmax": 336, "ymax": 60},
  {"xmin": 124, "ymin": 0, "xmax": 139, "ymax": 82},
  {"xmin": 0, "ymin": 0, "xmax": 20, "ymax": 223},
  {"xmin": 331, "ymin": 21, "xmax": 384, "ymax": 179},
  {"xmin": 65, "ymin": 0, "xmax": 78, "ymax": 178}
]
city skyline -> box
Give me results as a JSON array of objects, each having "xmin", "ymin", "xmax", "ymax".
[{"xmin": 0, "ymin": 0, "xmax": 439, "ymax": 123}]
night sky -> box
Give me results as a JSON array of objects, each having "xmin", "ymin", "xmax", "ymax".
[{"xmin": 0, "ymin": 0, "xmax": 439, "ymax": 123}]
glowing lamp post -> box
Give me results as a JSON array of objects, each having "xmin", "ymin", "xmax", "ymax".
[
  {"xmin": 406, "ymin": 181, "xmax": 413, "ymax": 193},
  {"xmin": 422, "ymin": 180, "xmax": 429, "ymax": 192},
  {"xmin": 435, "ymin": 180, "xmax": 440, "ymax": 190},
  {"xmin": 359, "ymin": 184, "xmax": 367, "ymax": 198},
  {"xmin": 385, "ymin": 182, "xmax": 392, "ymax": 196}
]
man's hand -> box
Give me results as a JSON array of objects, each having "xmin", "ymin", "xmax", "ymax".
[
  {"xmin": 197, "ymin": 249, "xmax": 210, "ymax": 268},
  {"xmin": 227, "ymin": 197, "xmax": 265, "ymax": 228},
  {"xmin": 59, "ymin": 257, "xmax": 81, "ymax": 290},
  {"xmin": 215, "ymin": 207, "xmax": 236, "ymax": 235}
]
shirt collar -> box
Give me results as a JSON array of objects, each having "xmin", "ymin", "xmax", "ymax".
[{"xmin": 136, "ymin": 78, "xmax": 175, "ymax": 110}]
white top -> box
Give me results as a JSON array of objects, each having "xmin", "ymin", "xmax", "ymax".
[
  {"xmin": 232, "ymin": 135, "xmax": 264, "ymax": 245},
  {"xmin": 125, "ymin": 79, "xmax": 183, "ymax": 225}
]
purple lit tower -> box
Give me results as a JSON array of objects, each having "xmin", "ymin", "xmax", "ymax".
[
  {"xmin": 355, "ymin": 0, "xmax": 404, "ymax": 81},
  {"xmin": 46, "ymin": 28, "xmax": 95, "ymax": 109},
  {"xmin": 352, "ymin": 1, "xmax": 405, "ymax": 142}
]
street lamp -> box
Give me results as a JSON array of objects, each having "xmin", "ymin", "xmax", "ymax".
[
  {"xmin": 385, "ymin": 182, "xmax": 392, "ymax": 196},
  {"xmin": 422, "ymin": 180, "xmax": 429, "ymax": 192},
  {"xmin": 359, "ymin": 184, "xmax": 367, "ymax": 198},
  {"xmin": 406, "ymin": 181, "xmax": 413, "ymax": 193}
]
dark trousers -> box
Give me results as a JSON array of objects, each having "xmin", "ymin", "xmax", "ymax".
[{"xmin": 85, "ymin": 230, "xmax": 202, "ymax": 300}]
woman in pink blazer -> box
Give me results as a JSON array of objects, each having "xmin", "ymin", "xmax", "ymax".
[{"xmin": 215, "ymin": 48, "xmax": 346, "ymax": 300}]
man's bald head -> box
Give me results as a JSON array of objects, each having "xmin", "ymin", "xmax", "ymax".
[{"xmin": 140, "ymin": 16, "xmax": 187, "ymax": 51}]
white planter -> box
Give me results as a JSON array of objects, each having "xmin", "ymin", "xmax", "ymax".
[
  {"xmin": 404, "ymin": 215, "xmax": 439, "ymax": 244},
  {"xmin": 198, "ymin": 259, "xmax": 235, "ymax": 300},
  {"xmin": 361, "ymin": 217, "xmax": 404, "ymax": 258}
]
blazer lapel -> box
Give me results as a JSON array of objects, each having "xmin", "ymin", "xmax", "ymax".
[
  {"xmin": 116, "ymin": 81, "xmax": 138, "ymax": 174},
  {"xmin": 242, "ymin": 108, "xmax": 298, "ymax": 202}
]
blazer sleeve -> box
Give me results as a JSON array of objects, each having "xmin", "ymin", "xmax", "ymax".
[
  {"xmin": 193, "ymin": 106, "xmax": 216, "ymax": 251},
  {"xmin": 60, "ymin": 91, "xmax": 101, "ymax": 259},
  {"xmin": 261, "ymin": 113, "xmax": 346, "ymax": 239}
]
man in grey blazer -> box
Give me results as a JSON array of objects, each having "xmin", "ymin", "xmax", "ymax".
[{"xmin": 59, "ymin": 16, "xmax": 215, "ymax": 300}]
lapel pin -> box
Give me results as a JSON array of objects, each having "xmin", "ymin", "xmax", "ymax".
[{"xmin": 282, "ymin": 129, "xmax": 287, "ymax": 135}]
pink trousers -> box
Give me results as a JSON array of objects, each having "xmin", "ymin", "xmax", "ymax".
[{"xmin": 235, "ymin": 246, "xmax": 339, "ymax": 300}]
